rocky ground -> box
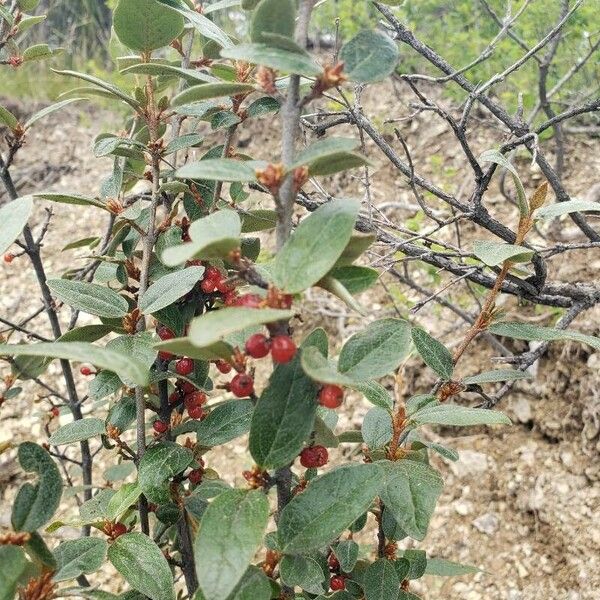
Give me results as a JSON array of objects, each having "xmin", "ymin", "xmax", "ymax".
[{"xmin": 1, "ymin": 82, "xmax": 599, "ymax": 600}]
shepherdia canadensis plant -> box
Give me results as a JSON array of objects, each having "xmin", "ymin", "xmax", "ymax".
[{"xmin": 2, "ymin": 1, "xmax": 600, "ymax": 599}]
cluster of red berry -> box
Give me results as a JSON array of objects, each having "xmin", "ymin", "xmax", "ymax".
[
  {"xmin": 245, "ymin": 333, "xmax": 297, "ymax": 364},
  {"xmin": 327, "ymin": 551, "xmax": 346, "ymax": 591}
]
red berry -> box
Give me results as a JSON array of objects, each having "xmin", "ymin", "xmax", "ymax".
[
  {"xmin": 188, "ymin": 405, "xmax": 204, "ymax": 420},
  {"xmin": 245, "ymin": 333, "xmax": 271, "ymax": 359},
  {"xmin": 230, "ymin": 373, "xmax": 254, "ymax": 398},
  {"xmin": 112, "ymin": 522, "xmax": 128, "ymax": 538},
  {"xmin": 281, "ymin": 294, "xmax": 293, "ymax": 308},
  {"xmin": 175, "ymin": 357, "xmax": 194, "ymax": 376},
  {"xmin": 177, "ymin": 380, "xmax": 195, "ymax": 395},
  {"xmin": 204, "ymin": 266, "xmax": 221, "ymax": 281},
  {"xmin": 224, "ymin": 291, "xmax": 238, "ymax": 306},
  {"xmin": 153, "ymin": 420, "xmax": 168, "ymax": 433},
  {"xmin": 318, "ymin": 385, "xmax": 344, "ymax": 409},
  {"xmin": 201, "ymin": 278, "xmax": 216, "ymax": 294},
  {"xmin": 188, "ymin": 468, "xmax": 203, "ymax": 485},
  {"xmin": 50, "ymin": 406, "xmax": 60, "ymax": 418},
  {"xmin": 168, "ymin": 391, "xmax": 181, "ymax": 404},
  {"xmin": 215, "ymin": 360, "xmax": 232, "ymax": 374},
  {"xmin": 159, "ymin": 350, "xmax": 174, "ymax": 361},
  {"xmin": 4, "ymin": 253, "xmax": 14, "ymax": 263},
  {"xmin": 328, "ymin": 553, "xmax": 340, "ymax": 571},
  {"xmin": 157, "ymin": 326, "xmax": 175, "ymax": 341},
  {"xmin": 234, "ymin": 293, "xmax": 262, "ymax": 308},
  {"xmin": 185, "ymin": 390, "xmax": 207, "ymax": 408},
  {"xmin": 330, "ymin": 575, "xmax": 345, "ymax": 591},
  {"xmin": 300, "ymin": 445, "xmax": 329, "ymax": 468},
  {"xmin": 80, "ymin": 366, "xmax": 93, "ymax": 376},
  {"xmin": 271, "ymin": 335, "xmax": 296, "ymax": 364}
]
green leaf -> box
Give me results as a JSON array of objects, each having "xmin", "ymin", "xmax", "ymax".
[
  {"xmin": 108, "ymin": 533, "xmax": 175, "ymax": 600},
  {"xmin": 155, "ymin": 337, "xmax": 234, "ymax": 361},
  {"xmin": 362, "ymin": 407, "xmax": 393, "ymax": 449},
  {"xmin": 534, "ymin": 199, "xmax": 600, "ymax": 219},
  {"xmin": 195, "ymin": 490, "xmax": 269, "ymax": 600},
  {"xmin": 22, "ymin": 43, "xmax": 54, "ymax": 62},
  {"xmin": 173, "ymin": 82, "xmax": 255, "ymax": 106},
  {"xmin": 189, "ymin": 307, "xmax": 293, "ymax": 348},
  {"xmin": 113, "ymin": 0, "xmax": 184, "ymax": 52},
  {"xmin": 402, "ymin": 549, "xmax": 427, "ymax": 580},
  {"xmin": 300, "ymin": 346, "xmax": 355, "ymax": 386},
  {"xmin": 121, "ymin": 62, "xmax": 217, "ymax": 85},
  {"xmin": 279, "ymin": 554, "xmax": 326, "ymax": 595},
  {"xmin": 0, "ymin": 342, "xmax": 149, "ymax": 386},
  {"xmin": 272, "ymin": 199, "xmax": 359, "ymax": 294},
  {"xmin": 338, "ymin": 318, "xmax": 411, "ymax": 380},
  {"xmin": 291, "ymin": 138, "xmax": 359, "ymax": 170},
  {"xmin": 177, "ymin": 158, "xmax": 257, "ymax": 183},
  {"xmin": 53, "ymin": 70, "xmax": 140, "ymax": 109},
  {"xmin": 53, "ymin": 538, "xmax": 108, "ymax": 582},
  {"xmin": 107, "ymin": 396, "xmax": 137, "ymax": 433},
  {"xmin": 34, "ymin": 192, "xmax": 106, "ymax": 209},
  {"xmin": 11, "ymin": 442, "xmax": 62, "ymax": 532},
  {"xmin": 411, "ymin": 328, "xmax": 453, "ymax": 380},
  {"xmin": 17, "ymin": 14, "xmax": 46, "ymax": 33},
  {"xmin": 250, "ymin": 0, "xmax": 295, "ymax": 43},
  {"xmin": 0, "ymin": 196, "xmax": 32, "ymax": 255},
  {"xmin": 351, "ymin": 380, "xmax": 393, "ymax": 409},
  {"xmin": 221, "ymin": 43, "xmax": 321, "ymax": 77},
  {"xmin": 49, "ymin": 418, "xmax": 106, "ymax": 446},
  {"xmin": 363, "ymin": 558, "xmax": 400, "ymax": 600},
  {"xmin": 164, "ymin": 133, "xmax": 204, "ymax": 155},
  {"xmin": 106, "ymin": 482, "xmax": 142, "ymax": 522},
  {"xmin": 309, "ymin": 152, "xmax": 370, "ymax": 176},
  {"xmin": 79, "ymin": 488, "xmax": 115, "ymax": 523},
  {"xmin": 204, "ymin": 0, "xmax": 241, "ymax": 14},
  {"xmin": 138, "ymin": 442, "xmax": 194, "ymax": 504},
  {"xmin": 278, "ymin": 464, "xmax": 381, "ymax": 554},
  {"xmin": 0, "ymin": 546, "xmax": 37, "ymax": 600},
  {"xmin": 318, "ymin": 276, "xmax": 366, "ymax": 315},
  {"xmin": 379, "ymin": 459, "xmax": 443, "ymax": 541},
  {"xmin": 462, "ymin": 369, "xmax": 531, "ymax": 384},
  {"xmin": 89, "ymin": 370, "xmax": 122, "ymax": 400},
  {"xmin": 489, "ymin": 321, "xmax": 600, "ymax": 351},
  {"xmin": 249, "ymin": 337, "xmax": 320, "ymax": 469},
  {"xmin": 410, "ymin": 404, "xmax": 511, "ymax": 427},
  {"xmin": 17, "ymin": 0, "xmax": 41, "ymax": 10},
  {"xmin": 104, "ymin": 462, "xmax": 136, "ymax": 482},
  {"xmin": 140, "ymin": 266, "xmax": 204, "ymax": 313},
  {"xmin": 336, "ymin": 232, "xmax": 377, "ymax": 266},
  {"xmin": 332, "ymin": 540, "xmax": 359, "ymax": 573},
  {"xmin": 156, "ymin": 0, "xmax": 233, "ymax": 48},
  {"xmin": 329, "ymin": 265, "xmax": 378, "ymax": 294},
  {"xmin": 246, "ymin": 96, "xmax": 280, "ymax": 118},
  {"xmin": 480, "ymin": 149, "xmax": 528, "ymax": 216},
  {"xmin": 161, "ymin": 210, "xmax": 241, "ymax": 265},
  {"xmin": 424, "ymin": 558, "xmax": 480, "ymax": 577},
  {"xmin": 106, "ymin": 333, "xmax": 156, "ymax": 386},
  {"xmin": 24, "ymin": 531, "xmax": 55, "ymax": 570},
  {"xmin": 47, "ymin": 279, "xmax": 128, "ymax": 318},
  {"xmin": 224, "ymin": 566, "xmax": 272, "ymax": 600},
  {"xmin": 240, "ymin": 209, "xmax": 277, "ymax": 232},
  {"xmin": 177, "ymin": 400, "xmax": 253, "ymax": 446},
  {"xmin": 0, "ymin": 104, "xmax": 19, "ymax": 130},
  {"xmin": 340, "ymin": 30, "xmax": 399, "ymax": 83},
  {"xmin": 472, "ymin": 241, "xmax": 533, "ymax": 267},
  {"xmin": 24, "ymin": 98, "xmax": 85, "ymax": 130}
]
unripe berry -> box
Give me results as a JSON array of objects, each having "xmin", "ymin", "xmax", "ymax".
[
  {"xmin": 175, "ymin": 357, "xmax": 194, "ymax": 376},
  {"xmin": 271, "ymin": 335, "xmax": 296, "ymax": 364},
  {"xmin": 234, "ymin": 293, "xmax": 262, "ymax": 308},
  {"xmin": 112, "ymin": 522, "xmax": 128, "ymax": 538},
  {"xmin": 157, "ymin": 326, "xmax": 175, "ymax": 341},
  {"xmin": 330, "ymin": 575, "xmax": 345, "ymax": 591},
  {"xmin": 185, "ymin": 390, "xmax": 207, "ymax": 408},
  {"xmin": 204, "ymin": 266, "xmax": 221, "ymax": 281},
  {"xmin": 153, "ymin": 420, "xmax": 168, "ymax": 434},
  {"xmin": 188, "ymin": 468, "xmax": 203, "ymax": 485},
  {"xmin": 300, "ymin": 445, "xmax": 329, "ymax": 468},
  {"xmin": 245, "ymin": 333, "xmax": 271, "ymax": 359},
  {"xmin": 188, "ymin": 405, "xmax": 204, "ymax": 420},
  {"xmin": 215, "ymin": 360, "xmax": 232, "ymax": 374},
  {"xmin": 200, "ymin": 278, "xmax": 217, "ymax": 294},
  {"xmin": 230, "ymin": 373, "xmax": 254, "ymax": 398},
  {"xmin": 80, "ymin": 366, "xmax": 93, "ymax": 376},
  {"xmin": 318, "ymin": 385, "xmax": 344, "ymax": 409}
]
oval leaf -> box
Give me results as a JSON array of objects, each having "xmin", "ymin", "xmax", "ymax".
[
  {"xmin": 140, "ymin": 266, "xmax": 204, "ymax": 314},
  {"xmin": 411, "ymin": 328, "xmax": 453, "ymax": 380},
  {"xmin": 47, "ymin": 279, "xmax": 128, "ymax": 318},
  {"xmin": 0, "ymin": 196, "xmax": 33, "ymax": 255},
  {"xmin": 49, "ymin": 418, "xmax": 106, "ymax": 446},
  {"xmin": 340, "ymin": 30, "xmax": 400, "ymax": 83}
]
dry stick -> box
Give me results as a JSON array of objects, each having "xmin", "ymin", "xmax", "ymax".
[{"xmin": 0, "ymin": 155, "xmax": 94, "ymax": 547}]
